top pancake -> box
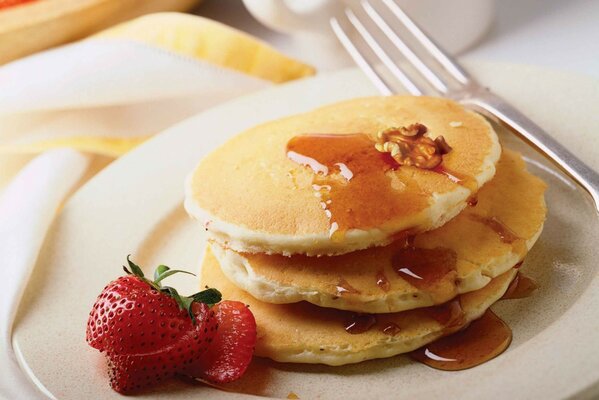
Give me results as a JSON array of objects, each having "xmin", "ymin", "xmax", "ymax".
[{"xmin": 185, "ymin": 96, "xmax": 501, "ymax": 255}]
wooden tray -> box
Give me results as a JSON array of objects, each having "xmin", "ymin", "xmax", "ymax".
[{"xmin": 0, "ymin": 0, "xmax": 202, "ymax": 64}]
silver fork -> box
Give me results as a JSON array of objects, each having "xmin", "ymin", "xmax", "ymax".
[{"xmin": 331, "ymin": 0, "xmax": 599, "ymax": 213}]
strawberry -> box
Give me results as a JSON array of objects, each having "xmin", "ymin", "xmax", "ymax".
[
  {"xmin": 186, "ymin": 300, "xmax": 257, "ymax": 383},
  {"xmin": 86, "ymin": 256, "xmax": 239, "ymax": 394}
]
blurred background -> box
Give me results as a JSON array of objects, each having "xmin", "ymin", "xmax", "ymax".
[
  {"xmin": 197, "ymin": 0, "xmax": 599, "ymax": 77},
  {"xmin": 1, "ymin": 0, "xmax": 597, "ymax": 77}
]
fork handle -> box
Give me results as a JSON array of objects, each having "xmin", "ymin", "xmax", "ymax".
[{"xmin": 462, "ymin": 94, "xmax": 599, "ymax": 214}]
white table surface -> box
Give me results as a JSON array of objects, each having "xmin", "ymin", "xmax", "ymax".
[{"xmin": 194, "ymin": 0, "xmax": 599, "ymax": 79}]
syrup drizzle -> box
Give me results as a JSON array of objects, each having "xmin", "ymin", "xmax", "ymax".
[
  {"xmin": 469, "ymin": 215, "xmax": 520, "ymax": 244},
  {"xmin": 467, "ymin": 196, "xmax": 478, "ymax": 207},
  {"xmin": 513, "ymin": 261, "xmax": 524, "ymax": 269},
  {"xmin": 410, "ymin": 310, "xmax": 512, "ymax": 371},
  {"xmin": 381, "ymin": 323, "xmax": 401, "ymax": 336},
  {"xmin": 376, "ymin": 270, "xmax": 391, "ymax": 292},
  {"xmin": 286, "ymin": 134, "xmax": 427, "ymax": 238},
  {"xmin": 335, "ymin": 278, "xmax": 361, "ymax": 296},
  {"xmin": 337, "ymin": 268, "xmax": 536, "ymax": 370},
  {"xmin": 345, "ymin": 314, "xmax": 377, "ymax": 334},
  {"xmin": 431, "ymin": 165, "xmax": 478, "ymax": 193},
  {"xmin": 469, "ymin": 214, "xmax": 527, "ymax": 257},
  {"xmin": 392, "ymin": 247, "xmax": 458, "ymax": 292},
  {"xmin": 501, "ymin": 272, "xmax": 538, "ymax": 300},
  {"xmin": 423, "ymin": 299, "xmax": 466, "ymax": 329},
  {"xmin": 337, "ymin": 265, "xmax": 535, "ymax": 371}
]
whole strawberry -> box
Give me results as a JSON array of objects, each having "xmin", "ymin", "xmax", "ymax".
[{"xmin": 86, "ymin": 256, "xmax": 255, "ymax": 394}]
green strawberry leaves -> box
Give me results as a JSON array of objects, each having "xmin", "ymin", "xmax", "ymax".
[
  {"xmin": 191, "ymin": 288, "xmax": 222, "ymax": 307},
  {"xmin": 124, "ymin": 255, "xmax": 145, "ymax": 278},
  {"xmin": 123, "ymin": 255, "xmax": 222, "ymax": 323},
  {"xmin": 154, "ymin": 265, "xmax": 195, "ymax": 285}
]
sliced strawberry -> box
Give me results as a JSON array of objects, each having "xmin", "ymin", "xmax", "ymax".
[
  {"xmin": 188, "ymin": 300, "xmax": 257, "ymax": 383},
  {"xmin": 86, "ymin": 257, "xmax": 223, "ymax": 394}
]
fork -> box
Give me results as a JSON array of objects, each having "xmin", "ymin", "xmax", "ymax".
[{"xmin": 331, "ymin": 0, "xmax": 599, "ymax": 213}]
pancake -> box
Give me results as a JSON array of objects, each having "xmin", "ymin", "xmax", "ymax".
[
  {"xmin": 211, "ymin": 149, "xmax": 547, "ymax": 313},
  {"xmin": 201, "ymin": 247, "xmax": 518, "ymax": 366},
  {"xmin": 185, "ymin": 96, "xmax": 501, "ymax": 256}
]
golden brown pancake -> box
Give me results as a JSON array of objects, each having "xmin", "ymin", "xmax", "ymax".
[
  {"xmin": 211, "ymin": 149, "xmax": 547, "ymax": 313},
  {"xmin": 185, "ymin": 96, "xmax": 501, "ymax": 256},
  {"xmin": 201, "ymin": 247, "xmax": 517, "ymax": 366}
]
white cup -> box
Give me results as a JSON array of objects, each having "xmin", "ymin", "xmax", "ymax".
[{"xmin": 242, "ymin": 0, "xmax": 495, "ymax": 55}]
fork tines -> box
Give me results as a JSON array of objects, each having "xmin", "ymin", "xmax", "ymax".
[{"xmin": 330, "ymin": 0, "xmax": 473, "ymax": 96}]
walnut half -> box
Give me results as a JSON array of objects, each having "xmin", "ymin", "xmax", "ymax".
[{"xmin": 374, "ymin": 123, "xmax": 452, "ymax": 169}]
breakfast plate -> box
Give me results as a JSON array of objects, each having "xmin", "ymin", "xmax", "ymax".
[{"xmin": 12, "ymin": 62, "xmax": 599, "ymax": 399}]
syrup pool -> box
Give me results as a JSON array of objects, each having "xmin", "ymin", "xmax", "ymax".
[{"xmin": 410, "ymin": 310, "xmax": 512, "ymax": 371}]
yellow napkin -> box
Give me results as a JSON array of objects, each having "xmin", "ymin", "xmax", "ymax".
[{"xmin": 0, "ymin": 12, "xmax": 314, "ymax": 193}]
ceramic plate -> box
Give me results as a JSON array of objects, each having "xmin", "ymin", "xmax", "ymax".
[{"xmin": 13, "ymin": 62, "xmax": 599, "ymax": 399}]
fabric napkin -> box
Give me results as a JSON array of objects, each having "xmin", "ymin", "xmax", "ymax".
[{"xmin": 0, "ymin": 12, "xmax": 314, "ymax": 399}]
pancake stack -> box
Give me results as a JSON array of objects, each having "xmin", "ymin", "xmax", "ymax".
[{"xmin": 185, "ymin": 96, "xmax": 547, "ymax": 367}]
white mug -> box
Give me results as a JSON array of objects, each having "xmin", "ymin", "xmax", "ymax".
[{"xmin": 242, "ymin": 0, "xmax": 495, "ymax": 55}]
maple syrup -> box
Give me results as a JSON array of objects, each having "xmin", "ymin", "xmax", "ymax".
[
  {"xmin": 410, "ymin": 310, "xmax": 512, "ymax": 371},
  {"xmin": 469, "ymin": 214, "xmax": 527, "ymax": 257},
  {"xmin": 405, "ymin": 235, "xmax": 416, "ymax": 249},
  {"xmin": 470, "ymin": 215, "xmax": 519, "ymax": 243},
  {"xmin": 335, "ymin": 278, "xmax": 360, "ymax": 296},
  {"xmin": 286, "ymin": 134, "xmax": 427, "ymax": 238},
  {"xmin": 337, "ymin": 270, "xmax": 533, "ymax": 370},
  {"xmin": 345, "ymin": 314, "xmax": 377, "ymax": 334},
  {"xmin": 431, "ymin": 165, "xmax": 478, "ymax": 193},
  {"xmin": 467, "ymin": 196, "xmax": 478, "ymax": 207},
  {"xmin": 381, "ymin": 323, "xmax": 401, "ymax": 336},
  {"xmin": 422, "ymin": 299, "xmax": 466, "ymax": 329},
  {"xmin": 376, "ymin": 270, "xmax": 391, "ymax": 292},
  {"xmin": 501, "ymin": 272, "xmax": 538, "ymax": 300},
  {"xmin": 392, "ymin": 247, "xmax": 458, "ymax": 292}
]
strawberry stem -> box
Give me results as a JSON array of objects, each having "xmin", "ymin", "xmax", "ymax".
[{"xmin": 123, "ymin": 256, "xmax": 222, "ymax": 323}]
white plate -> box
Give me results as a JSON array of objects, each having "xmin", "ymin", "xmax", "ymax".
[{"xmin": 13, "ymin": 62, "xmax": 599, "ymax": 400}]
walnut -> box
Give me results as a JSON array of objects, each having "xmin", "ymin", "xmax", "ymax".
[
  {"xmin": 374, "ymin": 123, "xmax": 452, "ymax": 169},
  {"xmin": 434, "ymin": 136, "xmax": 452, "ymax": 155}
]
